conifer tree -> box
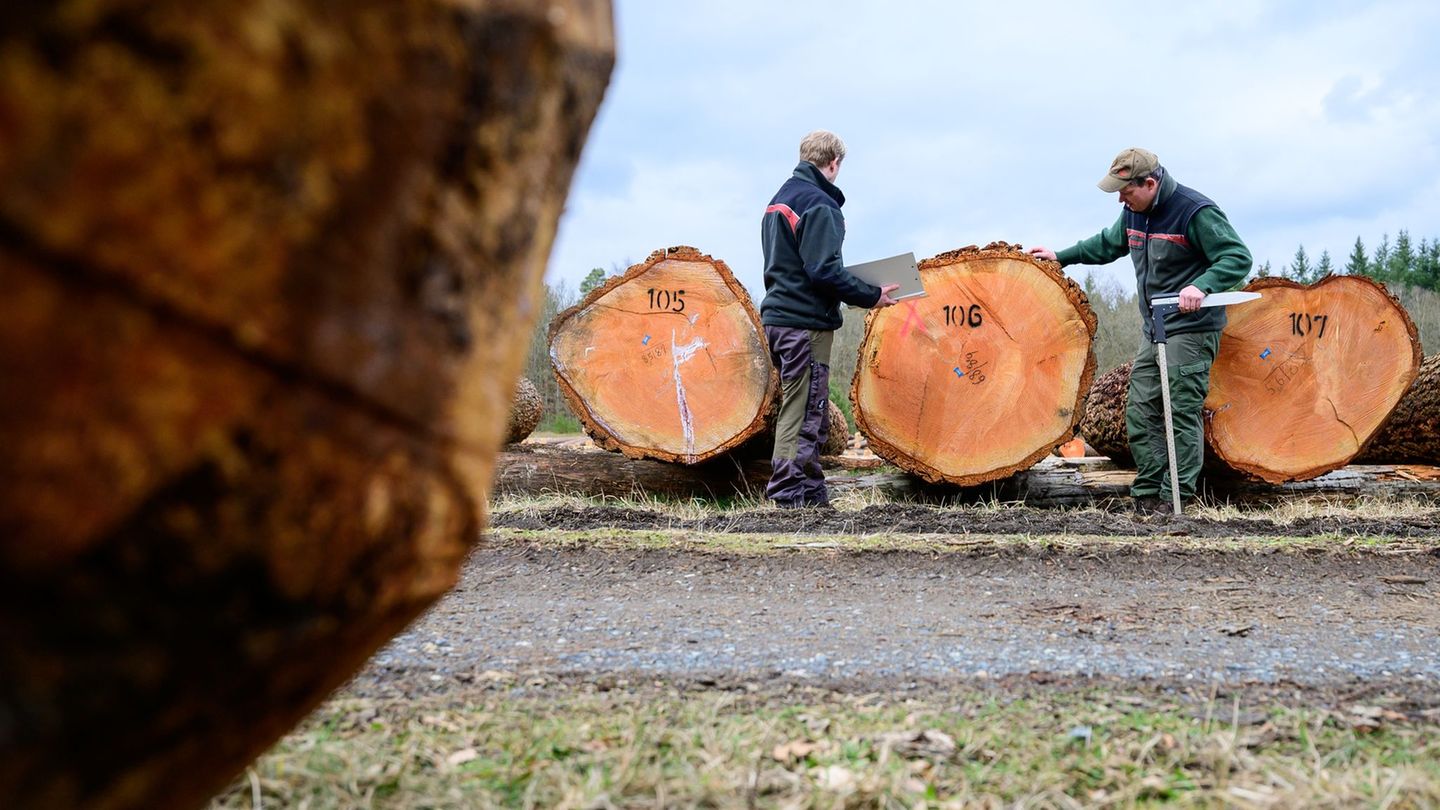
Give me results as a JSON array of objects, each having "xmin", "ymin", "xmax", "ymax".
[
  {"xmin": 1373, "ymin": 234, "xmax": 1392, "ymax": 281},
  {"xmin": 1390, "ymin": 229, "xmax": 1415, "ymax": 283},
  {"xmin": 1345, "ymin": 236, "xmax": 1368, "ymax": 276},
  {"xmin": 579, "ymin": 267, "xmax": 606, "ymax": 294},
  {"xmin": 1419, "ymin": 238, "xmax": 1440, "ymax": 290},
  {"xmin": 1287, "ymin": 244, "xmax": 1312, "ymax": 282},
  {"xmin": 1316, "ymin": 249, "xmax": 1334, "ymax": 279}
]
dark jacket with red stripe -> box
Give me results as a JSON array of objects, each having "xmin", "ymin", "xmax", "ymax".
[
  {"xmin": 760, "ymin": 162, "xmax": 881, "ymax": 330},
  {"xmin": 1056, "ymin": 170, "xmax": 1251, "ymax": 339}
]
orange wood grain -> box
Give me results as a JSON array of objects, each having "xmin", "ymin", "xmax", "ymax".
[
  {"xmin": 550, "ymin": 247, "xmax": 775, "ymax": 463},
  {"xmin": 1206, "ymin": 275, "xmax": 1421, "ymax": 482},
  {"xmin": 852, "ymin": 244, "xmax": 1097, "ymax": 485}
]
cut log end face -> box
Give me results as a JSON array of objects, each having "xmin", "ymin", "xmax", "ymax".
[
  {"xmin": 550, "ymin": 251, "xmax": 773, "ymax": 463},
  {"xmin": 1205, "ymin": 276, "xmax": 1422, "ymax": 482},
  {"xmin": 852, "ymin": 252, "xmax": 1097, "ymax": 485}
]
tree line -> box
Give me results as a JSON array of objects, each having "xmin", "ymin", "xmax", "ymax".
[
  {"xmin": 525, "ymin": 235, "xmax": 1440, "ymax": 434},
  {"xmin": 1263, "ymin": 229, "xmax": 1440, "ymax": 290}
]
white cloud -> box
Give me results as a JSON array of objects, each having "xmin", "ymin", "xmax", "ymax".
[{"xmin": 548, "ymin": 1, "xmax": 1440, "ymax": 299}]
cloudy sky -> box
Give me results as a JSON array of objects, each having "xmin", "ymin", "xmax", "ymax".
[{"xmin": 547, "ymin": 0, "xmax": 1440, "ymax": 298}]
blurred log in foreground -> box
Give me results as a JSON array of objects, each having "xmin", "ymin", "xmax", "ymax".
[
  {"xmin": 549, "ymin": 246, "xmax": 777, "ymax": 464},
  {"xmin": 1205, "ymin": 276, "xmax": 1421, "ymax": 482},
  {"xmin": 851, "ymin": 243, "xmax": 1098, "ymax": 486},
  {"xmin": 0, "ymin": 2, "xmax": 613, "ymax": 809}
]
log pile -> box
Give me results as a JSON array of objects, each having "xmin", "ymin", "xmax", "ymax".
[
  {"xmin": 549, "ymin": 246, "xmax": 777, "ymax": 464},
  {"xmin": 1356, "ymin": 353, "xmax": 1440, "ymax": 464},
  {"xmin": 851, "ymin": 243, "xmax": 1098, "ymax": 485},
  {"xmin": 493, "ymin": 443, "xmax": 771, "ymax": 501},
  {"xmin": 1077, "ymin": 363, "xmax": 1134, "ymax": 465},
  {"xmin": 823, "ymin": 400, "xmax": 850, "ymax": 456},
  {"xmin": 1204, "ymin": 276, "xmax": 1421, "ymax": 482},
  {"xmin": 0, "ymin": 3, "xmax": 613, "ymax": 808}
]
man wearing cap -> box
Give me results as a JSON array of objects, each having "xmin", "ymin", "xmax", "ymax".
[
  {"xmin": 1030, "ymin": 148, "xmax": 1251, "ymax": 514},
  {"xmin": 760, "ymin": 130, "xmax": 899, "ymax": 509}
]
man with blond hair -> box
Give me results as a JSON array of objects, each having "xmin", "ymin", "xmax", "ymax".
[
  {"xmin": 1030, "ymin": 148, "xmax": 1251, "ymax": 514},
  {"xmin": 759, "ymin": 130, "xmax": 898, "ymax": 509}
]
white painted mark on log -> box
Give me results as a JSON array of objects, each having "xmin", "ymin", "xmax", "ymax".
[{"xmin": 672, "ymin": 330, "xmax": 708, "ymax": 461}]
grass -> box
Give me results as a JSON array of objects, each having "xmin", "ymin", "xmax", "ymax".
[
  {"xmin": 211, "ymin": 494, "xmax": 1437, "ymax": 808},
  {"xmin": 490, "ymin": 488, "xmax": 1440, "ymax": 524},
  {"xmin": 485, "ymin": 526, "xmax": 1437, "ymax": 558},
  {"xmin": 536, "ymin": 413, "xmax": 583, "ymax": 434},
  {"xmin": 210, "ymin": 681, "xmax": 1440, "ymax": 809}
]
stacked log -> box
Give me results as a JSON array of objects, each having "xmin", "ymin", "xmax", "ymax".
[
  {"xmin": 506, "ymin": 377, "xmax": 545, "ymax": 444},
  {"xmin": 851, "ymin": 243, "xmax": 1098, "ymax": 486},
  {"xmin": 823, "ymin": 400, "xmax": 850, "ymax": 456},
  {"xmin": 1356, "ymin": 353, "xmax": 1440, "ymax": 464},
  {"xmin": 549, "ymin": 246, "xmax": 777, "ymax": 464},
  {"xmin": 1205, "ymin": 276, "xmax": 1421, "ymax": 482},
  {"xmin": 0, "ymin": 3, "xmax": 613, "ymax": 809},
  {"xmin": 1078, "ymin": 363, "xmax": 1134, "ymax": 465},
  {"xmin": 493, "ymin": 444, "xmax": 771, "ymax": 500}
]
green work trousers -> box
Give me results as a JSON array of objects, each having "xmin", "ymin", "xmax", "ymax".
[{"xmin": 1126, "ymin": 331, "xmax": 1220, "ymax": 500}]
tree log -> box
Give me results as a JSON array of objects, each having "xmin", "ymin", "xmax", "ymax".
[
  {"xmin": 826, "ymin": 456, "xmax": 1440, "ymax": 507},
  {"xmin": 492, "ymin": 448, "xmax": 1440, "ymax": 508},
  {"xmin": 1205, "ymin": 276, "xmax": 1422, "ymax": 482},
  {"xmin": 492, "ymin": 443, "xmax": 772, "ymax": 500},
  {"xmin": 1356, "ymin": 354, "xmax": 1440, "ymax": 464},
  {"xmin": 549, "ymin": 246, "xmax": 777, "ymax": 464},
  {"xmin": 850, "ymin": 243, "xmax": 1098, "ymax": 485},
  {"xmin": 823, "ymin": 400, "xmax": 850, "ymax": 456},
  {"xmin": 506, "ymin": 377, "xmax": 544, "ymax": 445},
  {"xmin": 0, "ymin": 3, "xmax": 613, "ymax": 809},
  {"xmin": 1077, "ymin": 362, "xmax": 1134, "ymax": 465}
]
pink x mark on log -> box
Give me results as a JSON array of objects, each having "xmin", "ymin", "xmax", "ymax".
[{"xmin": 897, "ymin": 300, "xmax": 927, "ymax": 340}]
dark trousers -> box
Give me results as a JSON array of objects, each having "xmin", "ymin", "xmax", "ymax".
[
  {"xmin": 1127, "ymin": 331, "xmax": 1220, "ymax": 500},
  {"xmin": 764, "ymin": 326, "xmax": 834, "ymax": 506}
]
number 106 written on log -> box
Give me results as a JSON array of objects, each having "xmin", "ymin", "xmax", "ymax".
[{"xmin": 941, "ymin": 304, "xmax": 984, "ymax": 328}]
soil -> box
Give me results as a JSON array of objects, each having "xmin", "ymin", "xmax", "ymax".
[{"xmin": 351, "ymin": 505, "xmax": 1440, "ymax": 704}]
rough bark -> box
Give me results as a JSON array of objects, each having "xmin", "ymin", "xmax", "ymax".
[
  {"xmin": 0, "ymin": 3, "xmax": 613, "ymax": 809},
  {"xmin": 493, "ymin": 444, "xmax": 772, "ymax": 500},
  {"xmin": 823, "ymin": 400, "xmax": 850, "ymax": 457},
  {"xmin": 506, "ymin": 377, "xmax": 544, "ymax": 445},
  {"xmin": 1204, "ymin": 276, "xmax": 1422, "ymax": 482},
  {"xmin": 1356, "ymin": 354, "xmax": 1440, "ymax": 464},
  {"xmin": 851, "ymin": 243, "xmax": 1098, "ymax": 486},
  {"xmin": 549, "ymin": 246, "xmax": 777, "ymax": 464},
  {"xmin": 1078, "ymin": 362, "xmax": 1134, "ymax": 465}
]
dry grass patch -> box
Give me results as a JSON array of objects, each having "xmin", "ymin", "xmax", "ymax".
[
  {"xmin": 210, "ymin": 682, "xmax": 1440, "ymax": 809},
  {"xmin": 488, "ymin": 527, "xmax": 1435, "ymax": 558}
]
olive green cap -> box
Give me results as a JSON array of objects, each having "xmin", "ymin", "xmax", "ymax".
[{"xmin": 1098, "ymin": 147, "xmax": 1160, "ymax": 192}]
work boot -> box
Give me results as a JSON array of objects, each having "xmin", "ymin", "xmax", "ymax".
[{"xmin": 1132, "ymin": 495, "xmax": 1169, "ymax": 516}]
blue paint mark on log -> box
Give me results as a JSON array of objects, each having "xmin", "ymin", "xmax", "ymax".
[
  {"xmin": 953, "ymin": 367, "xmax": 965, "ymax": 378},
  {"xmin": 1260, "ymin": 347, "xmax": 1271, "ymax": 360}
]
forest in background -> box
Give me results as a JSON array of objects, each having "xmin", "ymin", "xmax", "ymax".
[{"xmin": 526, "ymin": 232, "xmax": 1440, "ymax": 434}]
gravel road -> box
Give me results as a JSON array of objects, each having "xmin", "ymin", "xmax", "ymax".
[{"xmin": 356, "ymin": 507, "xmax": 1440, "ymax": 696}]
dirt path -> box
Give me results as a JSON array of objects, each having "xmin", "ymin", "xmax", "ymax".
[{"xmin": 356, "ymin": 510, "xmax": 1440, "ymax": 697}]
